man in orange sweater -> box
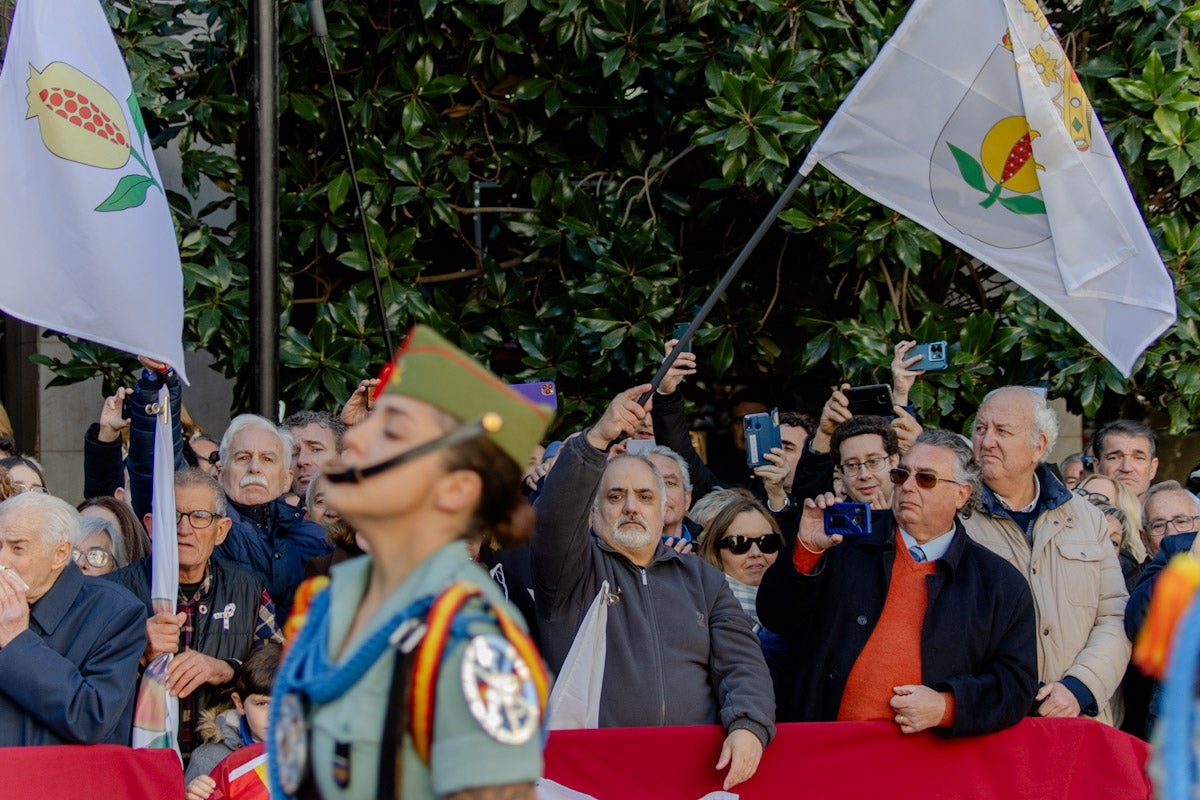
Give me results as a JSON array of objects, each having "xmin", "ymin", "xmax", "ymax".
[{"xmin": 757, "ymin": 429, "xmax": 1038, "ymax": 737}]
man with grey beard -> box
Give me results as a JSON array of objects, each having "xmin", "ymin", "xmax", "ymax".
[
  {"xmin": 532, "ymin": 385, "xmax": 775, "ymax": 792},
  {"xmin": 212, "ymin": 414, "xmax": 329, "ymax": 623}
]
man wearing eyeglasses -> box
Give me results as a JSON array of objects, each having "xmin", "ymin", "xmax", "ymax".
[
  {"xmin": 757, "ymin": 429, "xmax": 1037, "ymax": 736},
  {"xmin": 1126, "ymin": 481, "xmax": 1200, "ymax": 637},
  {"xmin": 107, "ymin": 467, "xmax": 282, "ymax": 764},
  {"xmin": 1124, "ymin": 481, "xmax": 1200, "ymax": 736},
  {"xmin": 963, "ymin": 387, "xmax": 1129, "ymax": 726}
]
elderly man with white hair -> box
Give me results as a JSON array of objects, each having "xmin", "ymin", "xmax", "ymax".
[
  {"xmin": 0, "ymin": 492, "xmax": 145, "ymax": 745},
  {"xmin": 962, "ymin": 387, "xmax": 1129, "ymax": 725},
  {"xmin": 212, "ymin": 414, "xmax": 329, "ymax": 622}
]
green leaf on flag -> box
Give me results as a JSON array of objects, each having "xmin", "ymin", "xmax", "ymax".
[
  {"xmin": 95, "ymin": 174, "xmax": 156, "ymax": 212},
  {"xmin": 947, "ymin": 143, "xmax": 988, "ymax": 193},
  {"xmin": 127, "ymin": 92, "xmax": 147, "ymax": 139},
  {"xmin": 999, "ymin": 194, "xmax": 1047, "ymax": 215}
]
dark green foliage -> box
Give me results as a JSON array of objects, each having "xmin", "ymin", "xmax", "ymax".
[{"xmin": 6, "ymin": 0, "xmax": 1200, "ymax": 433}]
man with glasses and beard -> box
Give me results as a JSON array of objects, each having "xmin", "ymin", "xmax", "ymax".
[
  {"xmin": 533, "ymin": 386, "xmax": 775, "ymax": 792},
  {"xmin": 758, "ymin": 430, "xmax": 1037, "ymax": 737}
]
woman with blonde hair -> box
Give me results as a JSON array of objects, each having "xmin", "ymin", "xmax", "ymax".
[{"xmin": 1076, "ymin": 472, "xmax": 1149, "ymax": 562}]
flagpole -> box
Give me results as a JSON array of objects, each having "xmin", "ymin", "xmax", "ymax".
[
  {"xmin": 249, "ymin": 0, "xmax": 280, "ymax": 418},
  {"xmin": 638, "ymin": 164, "xmax": 811, "ymax": 405}
]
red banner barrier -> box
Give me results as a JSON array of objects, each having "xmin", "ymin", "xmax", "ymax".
[
  {"xmin": 0, "ymin": 718, "xmax": 1150, "ymax": 800},
  {"xmin": 0, "ymin": 743, "xmax": 183, "ymax": 799},
  {"xmin": 544, "ymin": 719, "xmax": 1152, "ymax": 800}
]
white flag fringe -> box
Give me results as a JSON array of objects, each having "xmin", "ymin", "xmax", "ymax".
[
  {"xmin": 0, "ymin": 0, "xmax": 188, "ymax": 380},
  {"xmin": 800, "ymin": 0, "xmax": 1176, "ymax": 376}
]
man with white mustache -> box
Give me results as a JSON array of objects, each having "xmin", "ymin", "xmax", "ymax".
[
  {"xmin": 533, "ymin": 385, "xmax": 775, "ymax": 792},
  {"xmin": 212, "ymin": 414, "xmax": 330, "ymax": 622}
]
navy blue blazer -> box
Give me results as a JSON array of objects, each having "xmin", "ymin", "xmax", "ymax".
[
  {"xmin": 0, "ymin": 561, "xmax": 146, "ymax": 746},
  {"xmin": 757, "ymin": 510, "xmax": 1038, "ymax": 737}
]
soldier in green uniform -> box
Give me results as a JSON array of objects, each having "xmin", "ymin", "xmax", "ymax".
[{"xmin": 269, "ymin": 325, "xmax": 553, "ymax": 800}]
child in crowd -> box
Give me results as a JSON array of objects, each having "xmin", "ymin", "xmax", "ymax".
[{"xmin": 184, "ymin": 643, "xmax": 281, "ymax": 800}]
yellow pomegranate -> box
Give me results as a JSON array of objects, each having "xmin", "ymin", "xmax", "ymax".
[
  {"xmin": 26, "ymin": 62, "xmax": 131, "ymax": 169},
  {"xmin": 980, "ymin": 116, "xmax": 1041, "ymax": 194}
]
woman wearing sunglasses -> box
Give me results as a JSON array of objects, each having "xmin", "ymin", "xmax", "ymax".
[{"xmin": 698, "ymin": 494, "xmax": 784, "ymax": 632}]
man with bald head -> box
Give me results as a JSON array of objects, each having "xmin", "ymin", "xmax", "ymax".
[
  {"xmin": 533, "ymin": 385, "xmax": 775, "ymax": 792},
  {"xmin": 0, "ymin": 492, "xmax": 145, "ymax": 745},
  {"xmin": 213, "ymin": 414, "xmax": 329, "ymax": 621},
  {"xmin": 963, "ymin": 387, "xmax": 1129, "ymax": 725}
]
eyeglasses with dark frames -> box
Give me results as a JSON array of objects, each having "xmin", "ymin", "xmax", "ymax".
[
  {"xmin": 176, "ymin": 510, "xmax": 223, "ymax": 529},
  {"xmin": 1148, "ymin": 515, "xmax": 1200, "ymax": 536}
]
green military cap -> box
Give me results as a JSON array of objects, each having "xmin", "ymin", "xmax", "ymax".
[{"xmin": 373, "ymin": 325, "xmax": 553, "ymax": 465}]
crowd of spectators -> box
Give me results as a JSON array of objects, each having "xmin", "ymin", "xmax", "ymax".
[{"xmin": 0, "ymin": 333, "xmax": 1195, "ymax": 793}]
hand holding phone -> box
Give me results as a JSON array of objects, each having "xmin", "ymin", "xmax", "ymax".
[
  {"xmin": 744, "ymin": 409, "xmax": 781, "ymax": 468},
  {"xmin": 908, "ymin": 340, "xmax": 948, "ymax": 371},
  {"xmin": 823, "ymin": 502, "xmax": 872, "ymax": 537},
  {"xmin": 672, "ymin": 322, "xmax": 693, "ymax": 353}
]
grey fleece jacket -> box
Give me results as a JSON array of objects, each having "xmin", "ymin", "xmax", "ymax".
[
  {"xmin": 183, "ymin": 708, "xmax": 243, "ymax": 783},
  {"xmin": 532, "ymin": 433, "xmax": 776, "ymax": 746}
]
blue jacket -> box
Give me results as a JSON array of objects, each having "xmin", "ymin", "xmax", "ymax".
[
  {"xmin": 214, "ymin": 498, "xmax": 331, "ymax": 622},
  {"xmin": 0, "ymin": 561, "xmax": 146, "ymax": 746},
  {"xmin": 81, "ymin": 369, "xmax": 185, "ymax": 519},
  {"xmin": 1125, "ymin": 530, "xmax": 1197, "ymax": 641},
  {"xmin": 757, "ymin": 510, "xmax": 1038, "ymax": 737}
]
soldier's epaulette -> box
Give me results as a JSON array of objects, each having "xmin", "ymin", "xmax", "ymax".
[
  {"xmin": 282, "ymin": 575, "xmax": 330, "ymax": 652},
  {"xmin": 409, "ymin": 580, "xmax": 549, "ymax": 764}
]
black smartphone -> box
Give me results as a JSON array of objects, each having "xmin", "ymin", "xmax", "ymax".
[
  {"xmin": 844, "ymin": 384, "xmax": 894, "ymax": 417},
  {"xmin": 910, "ymin": 340, "xmax": 948, "ymax": 371},
  {"xmin": 823, "ymin": 502, "xmax": 872, "ymax": 537},
  {"xmin": 744, "ymin": 409, "xmax": 781, "ymax": 467},
  {"xmin": 672, "ymin": 322, "xmax": 692, "ymax": 353}
]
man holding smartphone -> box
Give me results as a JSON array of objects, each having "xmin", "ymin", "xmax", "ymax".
[
  {"xmin": 757, "ymin": 430, "xmax": 1037, "ymax": 736},
  {"xmin": 791, "ymin": 342, "xmax": 926, "ymax": 504}
]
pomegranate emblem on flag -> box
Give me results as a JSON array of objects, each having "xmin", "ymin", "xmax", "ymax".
[
  {"xmin": 947, "ymin": 115, "xmax": 1047, "ymax": 215},
  {"xmin": 26, "ymin": 61, "xmax": 161, "ymax": 212}
]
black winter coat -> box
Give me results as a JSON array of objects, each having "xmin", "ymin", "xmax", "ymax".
[{"xmin": 757, "ymin": 510, "xmax": 1038, "ymax": 737}]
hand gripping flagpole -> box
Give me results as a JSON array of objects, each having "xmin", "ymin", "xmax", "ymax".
[{"xmin": 637, "ymin": 164, "xmax": 811, "ymax": 406}]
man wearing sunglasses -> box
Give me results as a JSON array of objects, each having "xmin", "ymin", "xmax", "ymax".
[
  {"xmin": 964, "ymin": 387, "xmax": 1128, "ymax": 726},
  {"xmin": 758, "ymin": 429, "xmax": 1037, "ymax": 737},
  {"xmin": 107, "ymin": 467, "xmax": 282, "ymax": 765}
]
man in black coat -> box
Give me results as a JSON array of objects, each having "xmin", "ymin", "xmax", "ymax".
[{"xmin": 758, "ymin": 429, "xmax": 1038, "ymax": 737}]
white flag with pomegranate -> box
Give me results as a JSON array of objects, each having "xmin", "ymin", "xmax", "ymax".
[
  {"xmin": 800, "ymin": 0, "xmax": 1175, "ymax": 376},
  {"xmin": 0, "ymin": 0, "xmax": 187, "ymax": 379}
]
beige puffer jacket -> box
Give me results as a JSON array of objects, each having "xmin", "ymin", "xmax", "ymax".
[{"xmin": 961, "ymin": 472, "xmax": 1130, "ymax": 726}]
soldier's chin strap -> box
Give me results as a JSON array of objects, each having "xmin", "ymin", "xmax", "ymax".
[{"xmin": 324, "ymin": 413, "xmax": 503, "ymax": 484}]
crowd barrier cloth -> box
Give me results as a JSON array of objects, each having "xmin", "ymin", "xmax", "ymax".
[
  {"xmin": 542, "ymin": 719, "xmax": 1152, "ymax": 800},
  {"xmin": 0, "ymin": 718, "xmax": 1150, "ymax": 800},
  {"xmin": 0, "ymin": 743, "xmax": 183, "ymax": 799}
]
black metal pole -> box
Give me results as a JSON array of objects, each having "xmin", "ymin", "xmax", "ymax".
[
  {"xmin": 639, "ymin": 165, "xmax": 811, "ymax": 405},
  {"xmin": 314, "ymin": 33, "xmax": 393, "ymax": 353},
  {"xmin": 249, "ymin": 0, "xmax": 279, "ymax": 419}
]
